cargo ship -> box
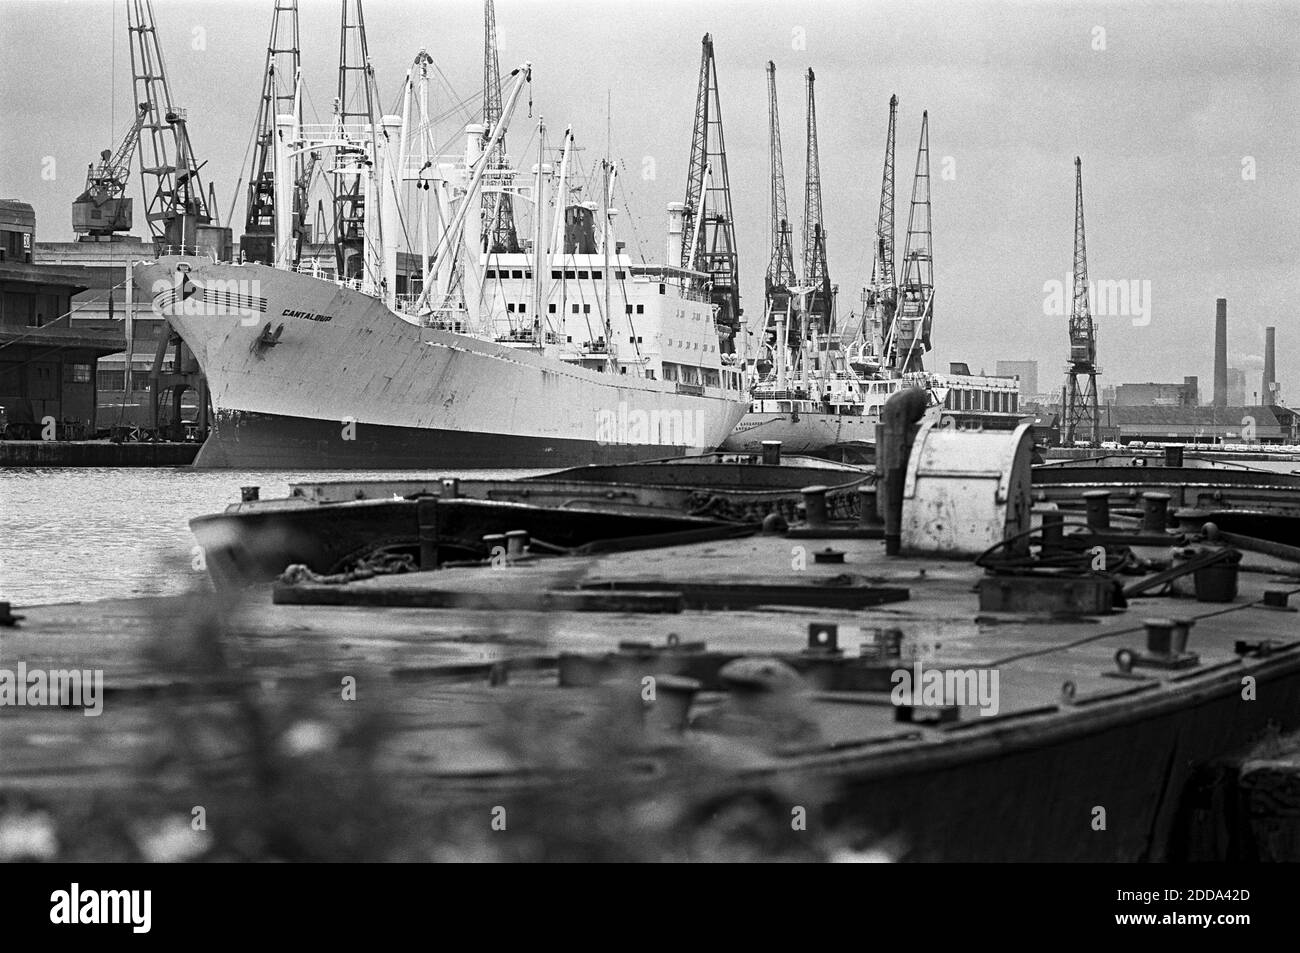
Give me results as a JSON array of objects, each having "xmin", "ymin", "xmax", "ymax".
[{"xmin": 133, "ymin": 33, "xmax": 748, "ymax": 469}]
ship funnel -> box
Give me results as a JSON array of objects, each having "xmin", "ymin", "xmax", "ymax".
[
  {"xmin": 666, "ymin": 202, "xmax": 686, "ymax": 268},
  {"xmin": 1263, "ymin": 326, "xmax": 1277, "ymax": 406},
  {"xmin": 1213, "ymin": 298, "xmax": 1228, "ymax": 408}
]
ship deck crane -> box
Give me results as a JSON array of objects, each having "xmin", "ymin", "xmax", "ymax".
[
  {"xmin": 1063, "ymin": 157, "xmax": 1101, "ymax": 445},
  {"xmin": 681, "ymin": 34, "xmax": 741, "ymax": 354},
  {"xmin": 72, "ymin": 104, "xmax": 150, "ymax": 239}
]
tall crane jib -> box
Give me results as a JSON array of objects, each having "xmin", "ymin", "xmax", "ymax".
[
  {"xmin": 868, "ymin": 94, "xmax": 898, "ymax": 352},
  {"xmin": 764, "ymin": 61, "xmax": 797, "ymax": 353},
  {"xmin": 801, "ymin": 68, "xmax": 833, "ymax": 339},
  {"xmin": 72, "ymin": 104, "xmax": 149, "ymax": 239},
  {"xmin": 334, "ymin": 0, "xmax": 377, "ymax": 281},
  {"xmin": 242, "ymin": 0, "xmax": 302, "ymax": 266},
  {"xmin": 1063, "ymin": 156, "xmax": 1101, "ymax": 445},
  {"xmin": 126, "ymin": 0, "xmax": 227, "ymax": 255},
  {"xmin": 681, "ymin": 34, "xmax": 741, "ymax": 355},
  {"xmin": 483, "ymin": 0, "xmax": 520, "ymax": 254},
  {"xmin": 893, "ymin": 111, "xmax": 933, "ymax": 373}
]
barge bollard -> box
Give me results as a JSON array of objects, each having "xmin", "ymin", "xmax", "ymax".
[
  {"xmin": 1144, "ymin": 618, "xmax": 1175, "ymax": 656},
  {"xmin": 801, "ymin": 485, "xmax": 829, "ymax": 528},
  {"xmin": 1142, "ymin": 492, "xmax": 1171, "ymax": 533},
  {"xmin": 761, "ymin": 440, "xmax": 782, "ymax": 465},
  {"xmin": 857, "ymin": 485, "xmax": 882, "ymax": 527},
  {"xmin": 505, "ymin": 530, "xmax": 530, "ymax": 560},
  {"xmin": 1083, "ymin": 490, "xmax": 1111, "ymax": 530},
  {"xmin": 1165, "ymin": 445, "xmax": 1184, "ymax": 468},
  {"xmin": 440, "ymin": 478, "xmax": 460, "ymax": 498},
  {"xmin": 241, "ymin": 486, "xmax": 260, "ymax": 502}
]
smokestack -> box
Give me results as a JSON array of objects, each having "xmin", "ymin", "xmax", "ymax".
[
  {"xmin": 1213, "ymin": 298, "xmax": 1228, "ymax": 408},
  {"xmin": 1263, "ymin": 326, "xmax": 1276, "ymax": 406}
]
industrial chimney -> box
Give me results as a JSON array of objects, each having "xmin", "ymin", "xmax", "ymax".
[
  {"xmin": 1213, "ymin": 298, "xmax": 1228, "ymax": 408},
  {"xmin": 1263, "ymin": 326, "xmax": 1277, "ymax": 406}
]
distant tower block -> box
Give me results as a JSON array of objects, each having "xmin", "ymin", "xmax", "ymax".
[
  {"xmin": 1262, "ymin": 326, "xmax": 1277, "ymax": 406},
  {"xmin": 1213, "ymin": 298, "xmax": 1228, "ymax": 408}
]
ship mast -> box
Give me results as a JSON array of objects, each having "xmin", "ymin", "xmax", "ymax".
[
  {"xmin": 681, "ymin": 34, "xmax": 741, "ymax": 354},
  {"xmin": 1063, "ymin": 157, "xmax": 1101, "ymax": 444}
]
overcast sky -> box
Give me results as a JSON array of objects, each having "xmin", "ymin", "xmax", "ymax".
[{"xmin": 2, "ymin": 0, "xmax": 1296, "ymax": 396}]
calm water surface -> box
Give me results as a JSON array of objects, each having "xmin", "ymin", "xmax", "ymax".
[{"xmin": 0, "ymin": 467, "xmax": 536, "ymax": 605}]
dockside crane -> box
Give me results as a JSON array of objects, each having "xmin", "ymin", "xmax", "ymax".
[
  {"xmin": 334, "ymin": 0, "xmax": 377, "ymax": 280},
  {"xmin": 241, "ymin": 0, "xmax": 303, "ymax": 266},
  {"xmin": 681, "ymin": 34, "xmax": 742, "ymax": 354},
  {"xmin": 126, "ymin": 0, "xmax": 226, "ymax": 253},
  {"xmin": 482, "ymin": 0, "xmax": 520, "ymax": 254},
  {"xmin": 1063, "ymin": 157, "xmax": 1101, "ymax": 445},
  {"xmin": 866, "ymin": 94, "xmax": 898, "ymax": 359},
  {"xmin": 72, "ymin": 104, "xmax": 149, "ymax": 240},
  {"xmin": 764, "ymin": 62, "xmax": 797, "ymax": 356},
  {"xmin": 800, "ymin": 68, "xmax": 833, "ymax": 340},
  {"xmin": 893, "ymin": 111, "xmax": 933, "ymax": 373}
]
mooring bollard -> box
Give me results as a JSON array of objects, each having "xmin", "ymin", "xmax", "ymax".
[
  {"xmin": 1083, "ymin": 489, "xmax": 1111, "ymax": 530},
  {"xmin": 761, "ymin": 440, "xmax": 782, "ymax": 465},
  {"xmin": 857, "ymin": 485, "xmax": 882, "ymax": 527},
  {"xmin": 1144, "ymin": 618, "xmax": 1175, "ymax": 656},
  {"xmin": 240, "ymin": 485, "xmax": 260, "ymax": 502},
  {"xmin": 505, "ymin": 529, "xmax": 529, "ymax": 560},
  {"xmin": 1164, "ymin": 445, "xmax": 1184, "ymax": 468},
  {"xmin": 801, "ymin": 485, "xmax": 829, "ymax": 527},
  {"xmin": 1169, "ymin": 617, "xmax": 1195, "ymax": 655},
  {"xmin": 440, "ymin": 477, "xmax": 460, "ymax": 498},
  {"xmin": 1142, "ymin": 492, "xmax": 1171, "ymax": 533},
  {"xmin": 482, "ymin": 534, "xmax": 506, "ymax": 563}
]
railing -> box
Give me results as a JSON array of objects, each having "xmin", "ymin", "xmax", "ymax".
[{"xmin": 158, "ymin": 244, "xmax": 219, "ymax": 261}]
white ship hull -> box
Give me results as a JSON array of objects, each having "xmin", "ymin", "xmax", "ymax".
[
  {"xmin": 136, "ymin": 258, "xmax": 746, "ymax": 469},
  {"xmin": 721, "ymin": 409, "xmax": 877, "ymax": 454}
]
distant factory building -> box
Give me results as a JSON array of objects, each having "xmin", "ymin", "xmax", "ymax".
[
  {"xmin": 995, "ymin": 360, "xmax": 1038, "ymax": 398},
  {"xmin": 1112, "ymin": 404, "xmax": 1297, "ymax": 445},
  {"xmin": 1113, "ymin": 378, "xmax": 1198, "ymax": 407}
]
